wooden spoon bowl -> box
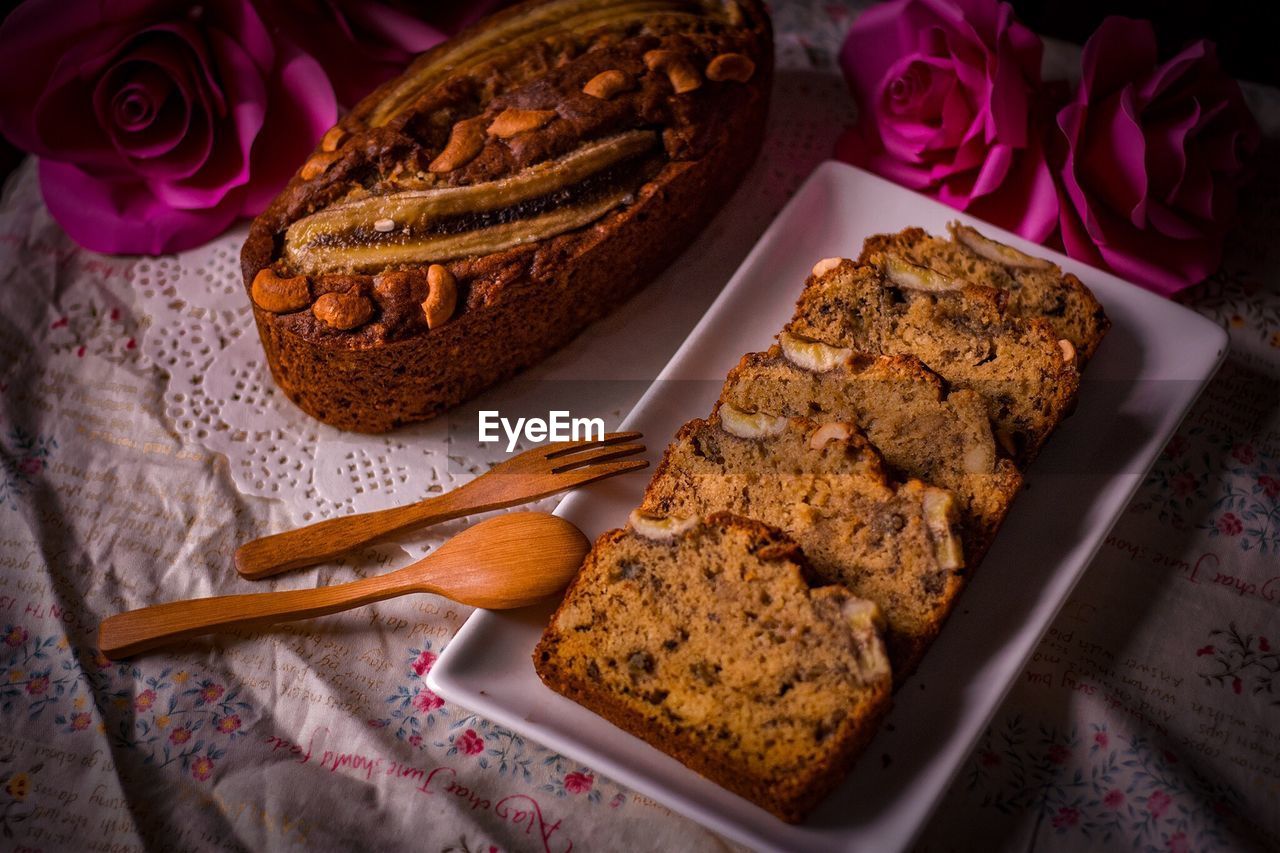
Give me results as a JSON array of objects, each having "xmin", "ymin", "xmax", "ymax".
[{"xmin": 99, "ymin": 512, "xmax": 588, "ymax": 659}]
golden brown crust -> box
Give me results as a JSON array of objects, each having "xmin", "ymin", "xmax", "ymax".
[{"xmin": 241, "ymin": 0, "xmax": 773, "ymax": 432}]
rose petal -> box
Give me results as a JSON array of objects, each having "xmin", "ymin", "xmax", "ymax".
[{"xmin": 39, "ymin": 159, "xmax": 241, "ymax": 255}]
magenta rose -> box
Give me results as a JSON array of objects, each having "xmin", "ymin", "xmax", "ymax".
[
  {"xmin": 256, "ymin": 1, "xmax": 505, "ymax": 108},
  {"xmin": 0, "ymin": 0, "xmax": 337, "ymax": 254},
  {"xmin": 837, "ymin": 0, "xmax": 1058, "ymax": 240},
  {"xmin": 1053, "ymin": 17, "xmax": 1260, "ymax": 295}
]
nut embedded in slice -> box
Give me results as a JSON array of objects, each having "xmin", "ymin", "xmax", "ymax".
[
  {"xmin": 1059, "ymin": 339, "xmax": 1076, "ymax": 365},
  {"xmin": 950, "ymin": 222, "xmax": 1054, "ymax": 271},
  {"xmin": 778, "ymin": 331, "xmax": 852, "ymax": 373},
  {"xmin": 301, "ymin": 150, "xmax": 342, "ymax": 181},
  {"xmin": 719, "ymin": 403, "xmax": 788, "ymax": 438},
  {"xmin": 627, "ymin": 509, "xmax": 698, "ymax": 540},
  {"xmin": 808, "ymin": 421, "xmax": 854, "ymax": 450},
  {"xmin": 320, "ymin": 126, "xmax": 348, "ymax": 153},
  {"xmin": 922, "ymin": 490, "xmax": 963, "ymax": 570},
  {"xmin": 251, "ymin": 269, "xmax": 311, "ymax": 314},
  {"xmin": 811, "ymin": 257, "xmax": 846, "ymax": 277}
]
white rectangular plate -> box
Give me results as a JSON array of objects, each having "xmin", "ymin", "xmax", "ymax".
[{"xmin": 430, "ymin": 161, "xmax": 1228, "ymax": 851}]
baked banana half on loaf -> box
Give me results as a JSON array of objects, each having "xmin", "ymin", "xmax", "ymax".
[{"xmin": 241, "ymin": 0, "xmax": 772, "ymax": 432}]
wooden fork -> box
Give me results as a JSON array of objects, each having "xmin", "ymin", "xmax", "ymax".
[{"xmin": 234, "ymin": 432, "xmax": 645, "ymax": 580}]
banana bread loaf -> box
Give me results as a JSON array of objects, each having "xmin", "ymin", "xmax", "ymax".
[
  {"xmin": 533, "ymin": 512, "xmax": 892, "ymax": 823},
  {"xmin": 639, "ymin": 411, "xmax": 963, "ymax": 672},
  {"xmin": 859, "ymin": 223, "xmax": 1109, "ymax": 363},
  {"xmin": 788, "ymin": 256, "xmax": 1079, "ymax": 464},
  {"xmin": 241, "ymin": 0, "xmax": 772, "ymax": 432},
  {"xmin": 718, "ymin": 341, "xmax": 1022, "ymax": 565}
]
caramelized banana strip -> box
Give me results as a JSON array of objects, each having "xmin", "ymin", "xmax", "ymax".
[
  {"xmin": 284, "ymin": 131, "xmax": 656, "ymax": 251},
  {"xmin": 366, "ymin": 0, "xmax": 714, "ymax": 126},
  {"xmin": 286, "ymin": 188, "xmax": 635, "ymax": 275}
]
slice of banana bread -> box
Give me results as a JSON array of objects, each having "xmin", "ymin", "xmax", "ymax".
[
  {"xmin": 788, "ymin": 256, "xmax": 1079, "ymax": 464},
  {"xmin": 533, "ymin": 512, "xmax": 892, "ymax": 823},
  {"xmin": 639, "ymin": 412, "xmax": 962, "ymax": 673},
  {"xmin": 859, "ymin": 223, "xmax": 1109, "ymax": 363},
  {"xmin": 719, "ymin": 342, "xmax": 1022, "ymax": 565}
]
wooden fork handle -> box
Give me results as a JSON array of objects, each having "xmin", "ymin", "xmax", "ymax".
[
  {"xmin": 234, "ymin": 495, "xmax": 470, "ymax": 580},
  {"xmin": 98, "ymin": 571, "xmax": 416, "ymax": 659}
]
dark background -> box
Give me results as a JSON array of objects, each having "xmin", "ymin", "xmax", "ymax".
[{"xmin": 0, "ymin": 0, "xmax": 1275, "ymax": 184}]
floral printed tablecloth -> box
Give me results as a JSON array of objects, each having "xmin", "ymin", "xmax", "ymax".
[{"xmin": 1, "ymin": 3, "xmax": 1278, "ymax": 851}]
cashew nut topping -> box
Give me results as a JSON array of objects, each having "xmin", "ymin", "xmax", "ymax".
[
  {"xmin": 429, "ymin": 117, "xmax": 486, "ymax": 173},
  {"xmin": 811, "ymin": 257, "xmax": 845, "ymax": 277},
  {"xmin": 320, "ymin": 125, "xmax": 348, "ymax": 153},
  {"xmin": 643, "ymin": 49, "xmax": 702, "ymax": 94},
  {"xmin": 582, "ymin": 69, "xmax": 634, "ymax": 99},
  {"xmin": 922, "ymin": 489, "xmax": 964, "ymax": 570},
  {"xmin": 808, "ymin": 421, "xmax": 854, "ymax": 450},
  {"xmin": 312, "ymin": 291, "xmax": 374, "ymax": 330},
  {"xmin": 488, "ymin": 108, "xmax": 557, "ymax": 138},
  {"xmin": 778, "ymin": 330, "xmax": 853, "ymax": 373},
  {"xmin": 422, "ymin": 264, "xmax": 458, "ymax": 330},
  {"xmin": 628, "ymin": 509, "xmax": 698, "ymax": 540},
  {"xmin": 250, "ymin": 269, "xmax": 311, "ymax": 314},
  {"xmin": 706, "ymin": 52, "xmax": 755, "ymax": 82},
  {"xmin": 1059, "ymin": 339, "xmax": 1076, "ymax": 365},
  {"xmin": 719, "ymin": 403, "xmax": 788, "ymax": 439},
  {"xmin": 950, "ymin": 222, "xmax": 1054, "ymax": 270},
  {"xmin": 300, "ymin": 150, "xmax": 341, "ymax": 181}
]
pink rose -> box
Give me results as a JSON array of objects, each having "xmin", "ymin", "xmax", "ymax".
[
  {"xmin": 1147, "ymin": 789, "xmax": 1172, "ymax": 819},
  {"xmin": 1050, "ymin": 806, "xmax": 1079, "ymax": 829},
  {"xmin": 413, "ymin": 690, "xmax": 444, "ymax": 714},
  {"xmin": 18, "ymin": 458, "xmax": 43, "ymax": 477},
  {"xmin": 411, "ymin": 651, "xmax": 437, "ymax": 677},
  {"xmin": 1216, "ymin": 513, "xmax": 1243, "ymax": 536},
  {"xmin": 255, "ymin": 2, "xmax": 504, "ymax": 109},
  {"xmin": 408, "ymin": 733, "xmax": 423, "ymax": 747},
  {"xmin": 1046, "ymin": 743, "xmax": 1070, "ymax": 765},
  {"xmin": 0, "ymin": 0, "xmax": 336, "ymax": 254},
  {"xmin": 1103, "ymin": 788, "xmax": 1125, "ymax": 809},
  {"xmin": 1163, "ymin": 435, "xmax": 1188, "ymax": 458},
  {"xmin": 1170, "ymin": 472, "xmax": 1198, "ymax": 498},
  {"xmin": 1167, "ymin": 831, "xmax": 1189, "ymax": 853},
  {"xmin": 1053, "ymin": 17, "xmax": 1260, "ymax": 295},
  {"xmin": 1093, "ymin": 731, "xmax": 1108, "ymax": 748},
  {"xmin": 457, "ymin": 728, "xmax": 485, "ymax": 756},
  {"xmin": 563, "ymin": 771, "xmax": 594, "ymax": 794},
  {"xmin": 837, "ymin": 0, "xmax": 1058, "ymax": 239},
  {"xmin": 978, "ymin": 749, "xmax": 1001, "ymax": 767}
]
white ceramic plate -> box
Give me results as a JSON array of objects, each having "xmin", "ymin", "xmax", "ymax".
[{"xmin": 429, "ymin": 161, "xmax": 1228, "ymax": 852}]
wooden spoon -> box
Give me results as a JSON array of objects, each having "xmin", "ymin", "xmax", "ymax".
[{"xmin": 98, "ymin": 512, "xmax": 588, "ymax": 659}]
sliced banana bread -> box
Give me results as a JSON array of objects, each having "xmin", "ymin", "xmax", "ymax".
[
  {"xmin": 859, "ymin": 223, "xmax": 1109, "ymax": 362},
  {"xmin": 639, "ymin": 412, "xmax": 964, "ymax": 673},
  {"xmin": 719, "ymin": 341, "xmax": 1022, "ymax": 564},
  {"xmin": 533, "ymin": 512, "xmax": 892, "ymax": 823},
  {"xmin": 788, "ymin": 256, "xmax": 1079, "ymax": 464}
]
